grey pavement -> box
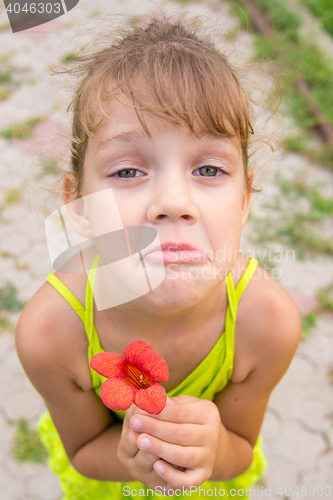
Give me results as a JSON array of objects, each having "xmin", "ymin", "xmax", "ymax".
[{"xmin": 0, "ymin": 0, "xmax": 332, "ymax": 499}]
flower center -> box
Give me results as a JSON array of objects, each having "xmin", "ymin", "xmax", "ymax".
[{"xmin": 122, "ymin": 363, "xmax": 153, "ymax": 390}]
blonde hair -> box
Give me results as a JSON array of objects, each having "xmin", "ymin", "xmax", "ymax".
[{"xmin": 64, "ymin": 15, "xmax": 262, "ymax": 196}]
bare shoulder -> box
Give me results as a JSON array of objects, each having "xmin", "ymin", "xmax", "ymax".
[
  {"xmin": 233, "ymin": 260, "xmax": 302, "ymax": 386},
  {"xmin": 15, "ymin": 272, "xmax": 116, "ymax": 462},
  {"xmin": 15, "ymin": 271, "xmax": 91, "ymax": 397}
]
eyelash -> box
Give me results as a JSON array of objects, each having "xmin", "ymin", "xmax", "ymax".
[{"xmin": 110, "ymin": 166, "xmax": 228, "ymax": 179}]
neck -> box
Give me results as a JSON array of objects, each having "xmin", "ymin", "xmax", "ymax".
[{"xmin": 95, "ymin": 280, "xmax": 228, "ymax": 346}]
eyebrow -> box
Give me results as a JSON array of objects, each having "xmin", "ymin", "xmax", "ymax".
[{"xmin": 96, "ymin": 130, "xmax": 150, "ymax": 153}]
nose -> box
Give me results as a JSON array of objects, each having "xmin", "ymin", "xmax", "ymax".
[{"xmin": 147, "ymin": 174, "xmax": 199, "ymax": 225}]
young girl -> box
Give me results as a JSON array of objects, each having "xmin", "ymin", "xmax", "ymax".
[{"xmin": 16, "ymin": 15, "xmax": 301, "ymax": 500}]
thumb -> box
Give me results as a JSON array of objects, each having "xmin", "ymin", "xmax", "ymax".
[{"xmin": 165, "ymin": 397, "xmax": 176, "ymax": 405}]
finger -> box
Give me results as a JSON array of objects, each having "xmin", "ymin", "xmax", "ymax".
[
  {"xmin": 130, "ymin": 415, "xmax": 204, "ymax": 447},
  {"xmin": 137, "ymin": 433, "xmax": 202, "ymax": 469},
  {"xmin": 153, "ymin": 460, "xmax": 205, "ymax": 490},
  {"xmin": 122, "ymin": 403, "xmax": 138, "ymax": 432},
  {"xmin": 120, "ymin": 427, "xmax": 141, "ymax": 459},
  {"xmin": 136, "ymin": 398, "xmax": 210, "ymax": 425},
  {"xmin": 133, "ymin": 448, "xmax": 160, "ymax": 473}
]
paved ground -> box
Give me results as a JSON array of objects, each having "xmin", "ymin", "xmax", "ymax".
[{"xmin": 0, "ymin": 0, "xmax": 333, "ymax": 499}]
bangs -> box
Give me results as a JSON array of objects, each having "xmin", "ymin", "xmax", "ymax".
[
  {"xmin": 76, "ymin": 21, "xmax": 253, "ymax": 161},
  {"xmin": 68, "ymin": 17, "xmax": 257, "ymax": 195}
]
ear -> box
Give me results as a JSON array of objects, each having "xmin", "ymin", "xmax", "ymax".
[
  {"xmin": 241, "ymin": 169, "xmax": 253, "ymax": 228},
  {"xmin": 62, "ymin": 173, "xmax": 93, "ymax": 238}
]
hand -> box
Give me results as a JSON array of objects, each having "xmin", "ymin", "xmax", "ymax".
[
  {"xmin": 117, "ymin": 403, "xmax": 165, "ymax": 490},
  {"xmin": 129, "ymin": 396, "xmax": 222, "ymax": 491}
]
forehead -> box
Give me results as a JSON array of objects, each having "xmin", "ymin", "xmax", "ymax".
[{"xmin": 90, "ymin": 98, "xmax": 243, "ymax": 158}]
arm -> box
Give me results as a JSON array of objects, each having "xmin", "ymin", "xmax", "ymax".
[
  {"xmin": 211, "ymin": 281, "xmax": 302, "ymax": 481},
  {"xmin": 15, "ymin": 286, "xmax": 160, "ymax": 484},
  {"xmin": 127, "ymin": 279, "xmax": 302, "ymax": 487}
]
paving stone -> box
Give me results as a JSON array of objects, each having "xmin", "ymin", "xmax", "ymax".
[
  {"xmin": 298, "ymin": 316, "xmax": 333, "ymax": 368},
  {"xmin": 16, "ymin": 19, "xmax": 63, "ymax": 39},
  {"xmin": 283, "ymin": 353, "xmax": 317, "ymax": 385},
  {"xmin": 319, "ymin": 450, "xmax": 333, "ymax": 484},
  {"xmin": 1, "ymin": 263, "xmax": 34, "ymax": 292},
  {"xmin": 267, "ymin": 420, "xmax": 325, "ymax": 471},
  {"xmin": 0, "ymin": 364, "xmax": 25, "ymax": 400},
  {"xmin": 287, "ymin": 289, "xmax": 320, "ymax": 316},
  {"xmin": 1, "ymin": 232, "xmax": 32, "ymax": 257},
  {"xmin": 0, "ymin": 333, "xmax": 15, "ymax": 360},
  {"xmin": 327, "ymin": 427, "xmax": 333, "ymax": 448},
  {"xmin": 24, "ymin": 242, "xmax": 53, "ymax": 277},
  {"xmin": 267, "ymin": 373, "xmax": 308, "ymax": 419},
  {"xmin": 11, "ymin": 120, "xmax": 71, "ymax": 161},
  {"xmin": 300, "ymin": 469, "xmax": 333, "ymax": 498},
  {"xmin": 4, "ymin": 388, "xmax": 44, "ymax": 421},
  {"xmin": 0, "ymin": 148, "xmax": 22, "ymax": 164},
  {"xmin": 277, "ymin": 255, "xmax": 333, "ymax": 297},
  {"xmin": 0, "ymin": 410, "xmax": 14, "ymax": 444},
  {"xmin": 20, "ymin": 276, "xmax": 49, "ymax": 302},
  {"xmin": 0, "ymin": 467, "xmax": 28, "ymax": 500},
  {"xmin": 261, "ymin": 408, "xmax": 283, "ymax": 446},
  {"xmin": 0, "ymin": 0, "xmax": 333, "ymax": 498},
  {"xmin": 5, "ymin": 453, "xmax": 48, "ymax": 479},
  {"xmin": 28, "ymin": 466, "xmax": 62, "ymax": 500},
  {"xmin": 4, "ymin": 347, "xmax": 27, "ymax": 377},
  {"xmin": 297, "ymin": 396, "xmax": 333, "ymax": 432},
  {"xmin": 261, "ymin": 456, "xmax": 299, "ymax": 494}
]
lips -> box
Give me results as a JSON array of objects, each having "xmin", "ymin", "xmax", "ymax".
[{"xmin": 143, "ymin": 241, "xmax": 209, "ymax": 264}]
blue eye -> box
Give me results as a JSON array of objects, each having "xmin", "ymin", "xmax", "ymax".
[
  {"xmin": 117, "ymin": 169, "xmax": 137, "ymax": 178},
  {"xmin": 194, "ymin": 166, "xmax": 227, "ymax": 177},
  {"xmin": 112, "ymin": 168, "xmax": 145, "ymax": 178}
]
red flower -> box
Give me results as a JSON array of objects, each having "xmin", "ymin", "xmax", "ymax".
[{"xmin": 90, "ymin": 340, "xmax": 169, "ymax": 415}]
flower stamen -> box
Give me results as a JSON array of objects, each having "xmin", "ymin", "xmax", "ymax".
[{"xmin": 122, "ymin": 363, "xmax": 153, "ymax": 390}]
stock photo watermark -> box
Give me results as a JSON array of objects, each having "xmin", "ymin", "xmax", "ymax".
[
  {"xmin": 45, "ymin": 189, "xmax": 296, "ymax": 310},
  {"xmin": 4, "ymin": 0, "xmax": 79, "ymax": 33},
  {"xmin": 123, "ymin": 485, "xmax": 332, "ymax": 497}
]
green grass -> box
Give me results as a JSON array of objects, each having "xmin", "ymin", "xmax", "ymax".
[
  {"xmin": 0, "ymin": 117, "xmax": 43, "ymax": 139},
  {"xmin": 328, "ymin": 366, "xmax": 333, "ymax": 386},
  {"xmin": 5, "ymin": 188, "xmax": 22, "ymax": 205},
  {"xmin": 0, "ymin": 282, "xmax": 25, "ymax": 312},
  {"xmin": 249, "ymin": 171, "xmax": 333, "ymax": 259},
  {"xmin": 0, "ymin": 70, "xmax": 12, "ymax": 83},
  {"xmin": 9, "ymin": 418, "xmax": 48, "ymax": 463},
  {"xmin": 301, "ymin": 312, "xmax": 317, "ymax": 340},
  {"xmin": 282, "ymin": 134, "xmax": 333, "ymax": 170},
  {"xmin": 253, "ymin": 33, "xmax": 333, "ymax": 128},
  {"xmin": 0, "ymin": 316, "xmax": 14, "ymax": 331},
  {"xmin": 233, "ymin": 0, "xmax": 333, "ymax": 170},
  {"xmin": 37, "ymin": 160, "xmax": 61, "ymax": 178},
  {"xmin": 275, "ymin": 173, "xmax": 333, "ymax": 215},
  {"xmin": 316, "ymin": 282, "xmax": 333, "ymax": 311},
  {"xmin": 253, "ymin": 0, "xmax": 301, "ymax": 39},
  {"xmin": 301, "ymin": 0, "xmax": 333, "ymax": 38},
  {"xmin": 250, "ymin": 214, "xmax": 333, "ymax": 260},
  {"xmin": 61, "ymin": 52, "xmax": 79, "ymax": 63}
]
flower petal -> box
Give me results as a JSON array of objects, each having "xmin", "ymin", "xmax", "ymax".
[
  {"xmin": 137, "ymin": 349, "xmax": 169, "ymax": 383},
  {"xmin": 101, "ymin": 378, "xmax": 136, "ymax": 411},
  {"xmin": 90, "ymin": 352, "xmax": 124, "ymax": 378},
  {"xmin": 134, "ymin": 384, "xmax": 167, "ymax": 415},
  {"xmin": 124, "ymin": 340, "xmax": 152, "ymax": 365}
]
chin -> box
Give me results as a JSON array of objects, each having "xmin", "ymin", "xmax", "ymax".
[{"xmin": 142, "ymin": 272, "xmax": 218, "ymax": 310}]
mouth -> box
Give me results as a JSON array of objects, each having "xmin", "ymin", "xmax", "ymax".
[{"xmin": 142, "ymin": 241, "xmax": 209, "ymax": 264}]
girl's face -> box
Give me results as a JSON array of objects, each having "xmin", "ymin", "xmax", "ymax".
[{"xmin": 80, "ymin": 99, "xmax": 252, "ymax": 310}]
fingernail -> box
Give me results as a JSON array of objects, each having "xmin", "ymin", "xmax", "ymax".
[
  {"xmin": 166, "ymin": 397, "xmax": 175, "ymax": 405},
  {"xmin": 138, "ymin": 437, "xmax": 150, "ymax": 450},
  {"xmin": 131, "ymin": 418, "xmax": 142, "ymax": 431},
  {"xmin": 154, "ymin": 463, "xmax": 164, "ymax": 475},
  {"xmin": 135, "ymin": 407, "xmax": 147, "ymax": 415}
]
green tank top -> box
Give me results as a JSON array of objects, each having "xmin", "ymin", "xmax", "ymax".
[{"xmin": 38, "ymin": 255, "xmax": 267, "ymax": 500}]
